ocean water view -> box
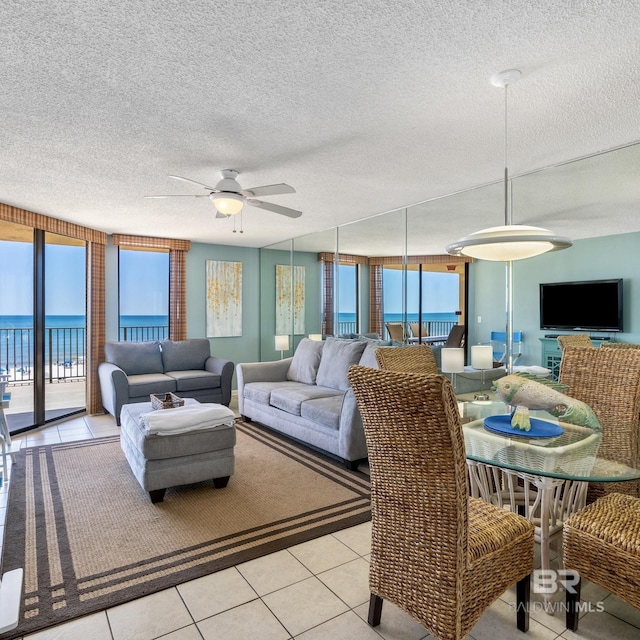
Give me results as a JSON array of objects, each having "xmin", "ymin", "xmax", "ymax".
[
  {"xmin": 337, "ymin": 312, "xmax": 458, "ymax": 323},
  {"xmin": 0, "ymin": 316, "xmax": 169, "ymax": 376},
  {"xmin": 0, "ymin": 315, "xmax": 169, "ymax": 329}
]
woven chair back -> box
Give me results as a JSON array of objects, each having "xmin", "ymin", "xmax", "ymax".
[
  {"xmin": 374, "ymin": 345, "xmax": 438, "ymax": 374},
  {"xmin": 559, "ymin": 345, "xmax": 640, "ymax": 499},
  {"xmin": 347, "ymin": 366, "xmax": 469, "ymax": 596},
  {"xmin": 557, "ymin": 334, "xmax": 593, "ymax": 350},
  {"xmin": 600, "ymin": 341, "xmax": 640, "ymax": 349}
]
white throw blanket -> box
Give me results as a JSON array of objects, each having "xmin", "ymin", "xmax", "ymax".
[{"xmin": 139, "ymin": 403, "xmax": 236, "ymax": 435}]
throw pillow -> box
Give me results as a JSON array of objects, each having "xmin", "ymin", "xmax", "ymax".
[
  {"xmin": 316, "ymin": 338, "xmax": 367, "ymax": 390},
  {"xmin": 287, "ymin": 338, "xmax": 325, "ymax": 384},
  {"xmin": 359, "ymin": 342, "xmax": 381, "ymax": 368},
  {"xmin": 160, "ymin": 339, "xmax": 211, "ymax": 371},
  {"xmin": 104, "ymin": 341, "xmax": 163, "ymax": 376}
]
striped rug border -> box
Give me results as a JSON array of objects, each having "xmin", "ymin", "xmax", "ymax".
[{"xmin": 0, "ymin": 422, "xmax": 370, "ymax": 639}]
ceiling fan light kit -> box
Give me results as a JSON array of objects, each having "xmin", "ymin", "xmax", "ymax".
[
  {"xmin": 145, "ymin": 168, "xmax": 302, "ymax": 230},
  {"xmin": 210, "ymin": 192, "xmax": 244, "ymax": 216}
]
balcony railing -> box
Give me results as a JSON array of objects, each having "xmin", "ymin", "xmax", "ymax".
[
  {"xmin": 0, "ymin": 325, "xmax": 169, "ymax": 384},
  {"xmin": 119, "ymin": 325, "xmax": 169, "ymax": 342},
  {"xmin": 334, "ymin": 320, "xmax": 457, "ymax": 340}
]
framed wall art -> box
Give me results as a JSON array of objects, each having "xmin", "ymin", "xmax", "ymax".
[{"xmin": 206, "ymin": 260, "xmax": 242, "ymax": 337}]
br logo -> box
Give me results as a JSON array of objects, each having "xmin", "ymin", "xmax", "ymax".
[{"xmin": 532, "ymin": 569, "xmax": 580, "ymax": 594}]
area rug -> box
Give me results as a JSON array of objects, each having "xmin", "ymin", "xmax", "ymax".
[{"xmin": 0, "ymin": 421, "xmax": 370, "ymax": 639}]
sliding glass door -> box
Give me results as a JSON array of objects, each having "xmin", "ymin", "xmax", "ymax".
[
  {"xmin": 0, "ymin": 221, "xmax": 87, "ymax": 432},
  {"xmin": 44, "ymin": 232, "xmax": 87, "ymax": 421}
]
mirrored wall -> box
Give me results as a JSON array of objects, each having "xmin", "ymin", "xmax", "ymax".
[{"xmin": 260, "ymin": 141, "xmax": 640, "ymax": 362}]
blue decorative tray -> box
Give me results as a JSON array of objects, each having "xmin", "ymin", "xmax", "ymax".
[{"xmin": 483, "ymin": 415, "xmax": 564, "ymax": 439}]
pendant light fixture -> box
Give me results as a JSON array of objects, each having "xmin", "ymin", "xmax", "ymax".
[{"xmin": 446, "ymin": 69, "xmax": 572, "ymax": 261}]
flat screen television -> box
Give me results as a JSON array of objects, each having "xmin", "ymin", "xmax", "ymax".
[{"xmin": 539, "ymin": 279, "xmax": 623, "ymax": 332}]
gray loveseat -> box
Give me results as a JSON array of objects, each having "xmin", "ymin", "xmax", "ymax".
[
  {"xmin": 237, "ymin": 337, "xmax": 382, "ymax": 469},
  {"xmin": 98, "ymin": 338, "xmax": 234, "ymax": 425}
]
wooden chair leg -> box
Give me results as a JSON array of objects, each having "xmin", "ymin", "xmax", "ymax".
[
  {"xmin": 516, "ymin": 574, "xmax": 530, "ymax": 632},
  {"xmin": 565, "ymin": 576, "xmax": 581, "ymax": 631},
  {"xmin": 368, "ymin": 593, "xmax": 383, "ymax": 627}
]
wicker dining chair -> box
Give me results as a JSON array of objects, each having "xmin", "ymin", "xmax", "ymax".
[
  {"xmin": 563, "ymin": 492, "xmax": 640, "ymax": 631},
  {"xmin": 559, "ymin": 345, "xmax": 640, "ymax": 502},
  {"xmin": 347, "ymin": 366, "xmax": 534, "ymax": 640},
  {"xmin": 557, "ymin": 334, "xmax": 593, "ymax": 350},
  {"xmin": 374, "ymin": 345, "xmax": 438, "ymax": 374}
]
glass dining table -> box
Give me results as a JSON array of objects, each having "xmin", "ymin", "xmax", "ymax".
[{"xmin": 459, "ymin": 399, "xmax": 640, "ymax": 611}]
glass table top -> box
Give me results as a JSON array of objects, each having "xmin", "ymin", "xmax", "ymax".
[{"xmin": 460, "ymin": 400, "xmax": 640, "ymax": 482}]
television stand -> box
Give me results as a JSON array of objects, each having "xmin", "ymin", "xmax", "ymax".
[{"xmin": 540, "ymin": 336, "xmax": 614, "ymax": 380}]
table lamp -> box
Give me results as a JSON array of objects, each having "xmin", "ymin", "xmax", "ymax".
[
  {"xmin": 471, "ymin": 344, "xmax": 493, "ymax": 385},
  {"xmin": 275, "ymin": 335, "xmax": 290, "ymax": 359},
  {"xmin": 308, "ymin": 334, "xmax": 323, "ymax": 341},
  {"xmin": 441, "ymin": 347, "xmax": 464, "ymax": 391}
]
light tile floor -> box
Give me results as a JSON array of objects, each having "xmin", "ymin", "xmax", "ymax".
[{"xmin": 0, "ymin": 406, "xmax": 638, "ymax": 639}]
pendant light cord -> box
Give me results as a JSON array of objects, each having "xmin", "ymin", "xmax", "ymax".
[{"xmin": 504, "ymin": 82, "xmax": 510, "ymax": 226}]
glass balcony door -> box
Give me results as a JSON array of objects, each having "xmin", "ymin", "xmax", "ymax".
[
  {"xmin": 44, "ymin": 232, "xmax": 87, "ymax": 422},
  {"xmin": 0, "ymin": 222, "xmax": 87, "ymax": 433}
]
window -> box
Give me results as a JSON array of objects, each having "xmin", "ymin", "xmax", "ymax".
[
  {"xmin": 382, "ymin": 263, "xmax": 463, "ymax": 340},
  {"xmin": 336, "ymin": 263, "xmax": 358, "ymax": 335},
  {"xmin": 118, "ymin": 248, "xmax": 170, "ymax": 341}
]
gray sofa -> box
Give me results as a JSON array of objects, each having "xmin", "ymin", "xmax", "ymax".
[
  {"xmin": 98, "ymin": 338, "xmax": 234, "ymax": 425},
  {"xmin": 237, "ymin": 337, "xmax": 382, "ymax": 469}
]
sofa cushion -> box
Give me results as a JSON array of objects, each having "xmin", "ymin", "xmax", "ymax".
[
  {"xmin": 270, "ymin": 385, "xmax": 343, "ymax": 416},
  {"xmin": 166, "ymin": 370, "xmax": 221, "ymax": 392},
  {"xmin": 359, "ymin": 343, "xmax": 381, "ymax": 369},
  {"xmin": 127, "ymin": 373, "xmax": 176, "ymax": 398},
  {"xmin": 287, "ymin": 338, "xmax": 325, "ymax": 384},
  {"xmin": 160, "ymin": 339, "xmax": 211, "ymax": 372},
  {"xmin": 315, "ymin": 338, "xmax": 367, "ymax": 390},
  {"xmin": 300, "ymin": 395, "xmax": 344, "ymax": 430},
  {"xmin": 243, "ymin": 381, "xmax": 303, "ymax": 406},
  {"xmin": 105, "ymin": 341, "xmax": 163, "ymax": 376}
]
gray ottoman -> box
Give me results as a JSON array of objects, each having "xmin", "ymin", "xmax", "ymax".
[{"xmin": 120, "ymin": 398, "xmax": 236, "ymax": 503}]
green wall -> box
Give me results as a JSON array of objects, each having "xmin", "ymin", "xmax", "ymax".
[
  {"xmin": 105, "ymin": 239, "xmax": 322, "ymax": 388},
  {"xmin": 469, "ymin": 231, "xmax": 640, "ymax": 366}
]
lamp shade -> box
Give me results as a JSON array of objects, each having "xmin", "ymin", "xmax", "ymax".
[
  {"xmin": 471, "ymin": 345, "xmax": 493, "ymax": 370},
  {"xmin": 441, "ymin": 347, "xmax": 465, "ymax": 373},
  {"xmin": 308, "ymin": 334, "xmax": 323, "ymax": 341},
  {"xmin": 445, "ymin": 225, "xmax": 572, "ymax": 261},
  {"xmin": 210, "ymin": 192, "xmax": 244, "ymax": 216},
  {"xmin": 275, "ymin": 335, "xmax": 290, "ymax": 351}
]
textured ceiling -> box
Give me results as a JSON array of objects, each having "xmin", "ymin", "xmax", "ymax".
[{"xmin": 1, "ymin": 1, "xmax": 640, "ymax": 254}]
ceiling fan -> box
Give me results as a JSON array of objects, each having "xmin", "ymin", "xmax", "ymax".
[{"xmin": 145, "ymin": 169, "xmax": 302, "ymax": 220}]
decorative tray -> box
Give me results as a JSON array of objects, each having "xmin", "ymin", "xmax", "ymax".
[{"xmin": 483, "ymin": 415, "xmax": 564, "ymax": 439}]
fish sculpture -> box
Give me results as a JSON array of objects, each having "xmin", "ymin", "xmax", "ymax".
[{"xmin": 491, "ymin": 373, "xmax": 601, "ymax": 431}]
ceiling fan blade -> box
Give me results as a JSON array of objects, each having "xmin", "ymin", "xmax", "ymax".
[
  {"xmin": 247, "ymin": 199, "xmax": 302, "ymax": 218},
  {"xmin": 242, "ymin": 183, "xmax": 296, "ymax": 198},
  {"xmin": 215, "ymin": 211, "xmax": 230, "ymax": 219},
  {"xmin": 144, "ymin": 194, "xmax": 210, "ymax": 198},
  {"xmin": 168, "ymin": 175, "xmax": 218, "ymax": 191}
]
